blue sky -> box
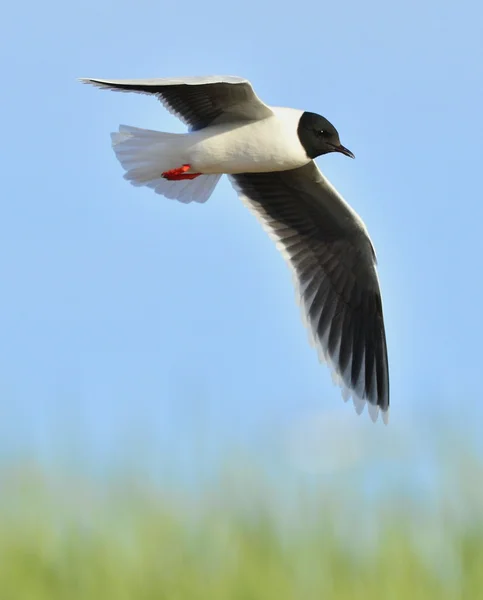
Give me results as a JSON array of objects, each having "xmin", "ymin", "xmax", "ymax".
[{"xmin": 0, "ymin": 0, "xmax": 482, "ymax": 479}]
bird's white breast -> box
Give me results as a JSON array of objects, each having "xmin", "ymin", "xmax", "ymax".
[{"xmin": 187, "ymin": 108, "xmax": 310, "ymax": 174}]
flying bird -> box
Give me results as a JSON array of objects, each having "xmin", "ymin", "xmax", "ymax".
[{"xmin": 80, "ymin": 75, "xmax": 389, "ymax": 423}]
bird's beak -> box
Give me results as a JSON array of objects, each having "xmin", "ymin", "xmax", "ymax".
[{"xmin": 331, "ymin": 144, "xmax": 355, "ymax": 159}]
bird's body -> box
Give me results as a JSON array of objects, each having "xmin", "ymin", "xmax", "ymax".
[
  {"xmin": 184, "ymin": 108, "xmax": 308, "ymax": 174},
  {"xmin": 80, "ymin": 75, "xmax": 390, "ymax": 423}
]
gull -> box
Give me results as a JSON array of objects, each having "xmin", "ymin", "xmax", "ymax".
[{"xmin": 80, "ymin": 75, "xmax": 389, "ymax": 423}]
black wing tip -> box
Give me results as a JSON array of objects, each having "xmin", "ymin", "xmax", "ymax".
[
  {"xmin": 363, "ymin": 398, "xmax": 390, "ymax": 425},
  {"xmin": 78, "ymin": 77, "xmax": 105, "ymax": 88},
  {"xmin": 77, "ymin": 78, "xmax": 142, "ymax": 94},
  {"xmin": 364, "ymin": 374, "xmax": 390, "ymax": 424},
  {"xmin": 78, "ymin": 77, "xmax": 129, "ymax": 89},
  {"xmin": 380, "ymin": 406, "xmax": 390, "ymax": 425},
  {"xmin": 348, "ymin": 391, "xmax": 389, "ymax": 424}
]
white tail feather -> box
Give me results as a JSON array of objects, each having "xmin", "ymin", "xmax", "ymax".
[{"xmin": 110, "ymin": 125, "xmax": 221, "ymax": 204}]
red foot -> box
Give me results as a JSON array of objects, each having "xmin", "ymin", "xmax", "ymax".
[{"xmin": 162, "ymin": 164, "xmax": 202, "ymax": 181}]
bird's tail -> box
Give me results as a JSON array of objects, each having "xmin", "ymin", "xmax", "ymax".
[{"xmin": 110, "ymin": 125, "xmax": 221, "ymax": 204}]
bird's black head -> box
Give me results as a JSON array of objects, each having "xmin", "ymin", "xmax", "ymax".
[{"xmin": 297, "ymin": 112, "xmax": 355, "ymax": 160}]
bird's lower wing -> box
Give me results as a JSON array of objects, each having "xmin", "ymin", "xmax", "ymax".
[{"xmin": 230, "ymin": 162, "xmax": 389, "ymax": 422}]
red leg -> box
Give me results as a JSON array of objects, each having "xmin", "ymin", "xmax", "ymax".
[{"xmin": 162, "ymin": 164, "xmax": 202, "ymax": 181}]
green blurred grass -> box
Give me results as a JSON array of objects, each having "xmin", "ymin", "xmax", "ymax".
[{"xmin": 0, "ymin": 458, "xmax": 482, "ymax": 600}]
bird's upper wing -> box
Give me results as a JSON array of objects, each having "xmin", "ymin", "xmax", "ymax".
[
  {"xmin": 80, "ymin": 75, "xmax": 273, "ymax": 130},
  {"xmin": 230, "ymin": 162, "xmax": 389, "ymax": 422}
]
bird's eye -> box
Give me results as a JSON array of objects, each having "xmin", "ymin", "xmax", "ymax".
[{"xmin": 316, "ymin": 130, "xmax": 325, "ymax": 137}]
